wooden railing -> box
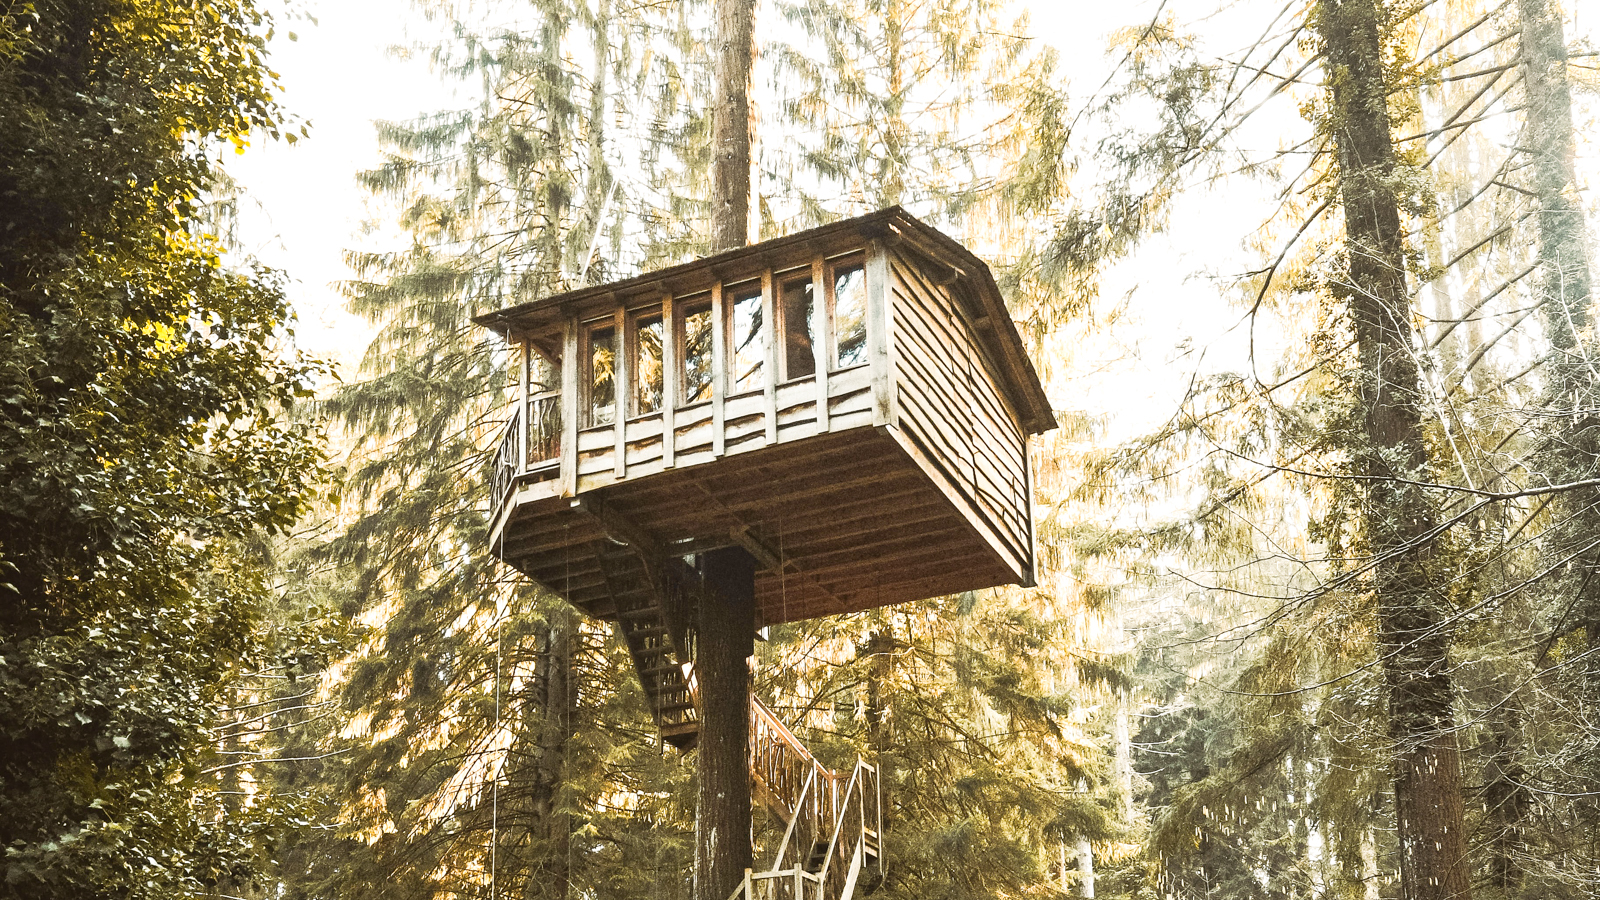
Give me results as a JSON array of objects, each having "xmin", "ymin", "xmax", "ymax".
[
  {"xmin": 490, "ymin": 394, "xmax": 561, "ymax": 513},
  {"xmin": 490, "ymin": 403, "xmax": 522, "ymax": 513},
  {"xmin": 736, "ymin": 697, "xmax": 883, "ymax": 900},
  {"xmin": 524, "ymin": 393, "xmax": 560, "ymax": 467}
]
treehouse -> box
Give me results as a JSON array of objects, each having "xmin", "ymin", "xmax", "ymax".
[
  {"xmin": 477, "ymin": 206, "xmax": 1054, "ymax": 631},
  {"xmin": 476, "ymin": 209, "xmax": 1053, "ymax": 894},
  {"xmin": 478, "ymin": 204, "xmax": 1053, "ymax": 645}
]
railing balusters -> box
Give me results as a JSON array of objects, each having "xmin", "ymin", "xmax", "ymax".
[{"xmin": 741, "ymin": 696, "xmax": 882, "ymax": 900}]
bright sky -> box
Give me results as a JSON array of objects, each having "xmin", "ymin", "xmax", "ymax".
[{"xmin": 228, "ymin": 0, "xmax": 1138, "ymax": 374}]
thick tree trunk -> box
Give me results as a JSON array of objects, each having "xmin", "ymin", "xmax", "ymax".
[
  {"xmin": 711, "ymin": 0, "xmax": 755, "ymax": 253},
  {"xmin": 1315, "ymin": 2, "xmax": 1472, "ymax": 899},
  {"xmin": 1519, "ymin": 0, "xmax": 1593, "ymax": 368},
  {"xmin": 698, "ymin": 2, "xmax": 757, "ymax": 896},
  {"xmin": 693, "ymin": 548, "xmax": 756, "ymax": 900},
  {"xmin": 525, "ymin": 608, "xmax": 575, "ymax": 900}
]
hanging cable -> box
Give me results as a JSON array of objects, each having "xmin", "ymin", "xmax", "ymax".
[{"xmin": 492, "ymin": 600, "xmax": 502, "ymax": 900}]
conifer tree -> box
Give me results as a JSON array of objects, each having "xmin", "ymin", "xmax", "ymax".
[{"xmin": 273, "ymin": 2, "xmax": 723, "ymax": 898}]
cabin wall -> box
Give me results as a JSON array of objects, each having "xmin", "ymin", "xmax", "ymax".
[
  {"xmin": 564, "ymin": 366, "xmax": 874, "ymax": 493},
  {"xmin": 887, "ymin": 248, "xmax": 1033, "ymax": 583}
]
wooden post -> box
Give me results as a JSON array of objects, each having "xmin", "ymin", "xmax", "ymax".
[
  {"xmin": 811, "ymin": 256, "xmax": 829, "ymax": 433},
  {"xmin": 711, "ymin": 282, "xmax": 727, "ymax": 459},
  {"xmin": 663, "ymin": 292, "xmax": 678, "ymax": 469},
  {"xmin": 518, "ymin": 339, "xmax": 530, "ymax": 470},
  {"xmin": 559, "ymin": 314, "xmax": 580, "ymax": 498},
  {"xmin": 761, "ymin": 268, "xmax": 777, "ymax": 445},
  {"xmin": 613, "ymin": 305, "xmax": 628, "ymax": 479},
  {"xmin": 694, "ymin": 546, "xmax": 756, "ymax": 900},
  {"xmin": 866, "ymin": 239, "xmax": 894, "ymax": 428}
]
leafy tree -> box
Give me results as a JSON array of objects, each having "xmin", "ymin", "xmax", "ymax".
[{"xmin": 0, "ymin": 0, "xmax": 323, "ymax": 897}]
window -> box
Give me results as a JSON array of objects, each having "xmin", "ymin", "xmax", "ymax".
[
  {"xmin": 634, "ymin": 312, "xmax": 665, "ymax": 416},
  {"xmin": 679, "ymin": 295, "xmax": 713, "ymax": 405},
  {"xmin": 833, "ymin": 261, "xmax": 867, "ymax": 368},
  {"xmin": 587, "ymin": 323, "xmax": 616, "ymax": 427},
  {"xmin": 728, "ymin": 284, "xmax": 764, "ymax": 394},
  {"xmin": 525, "ymin": 349, "xmax": 560, "ymax": 466},
  {"xmin": 779, "ymin": 276, "xmax": 815, "ymax": 380}
]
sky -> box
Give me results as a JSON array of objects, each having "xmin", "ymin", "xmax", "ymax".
[{"xmin": 229, "ymin": 0, "xmax": 1137, "ymax": 374}]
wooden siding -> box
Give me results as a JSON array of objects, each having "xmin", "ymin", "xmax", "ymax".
[{"xmin": 887, "ymin": 249, "xmax": 1032, "ymax": 582}]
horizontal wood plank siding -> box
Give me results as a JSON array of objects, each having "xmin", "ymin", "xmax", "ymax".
[{"xmin": 889, "ymin": 253, "xmax": 1031, "ymax": 577}]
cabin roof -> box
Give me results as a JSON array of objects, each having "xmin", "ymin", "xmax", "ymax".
[{"xmin": 473, "ymin": 206, "xmax": 1056, "ymax": 435}]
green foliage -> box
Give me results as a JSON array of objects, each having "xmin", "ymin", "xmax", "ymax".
[{"xmin": 0, "ymin": 0, "xmax": 324, "ymax": 897}]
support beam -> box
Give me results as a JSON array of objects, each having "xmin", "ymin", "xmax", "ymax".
[
  {"xmin": 569, "ymin": 496, "xmax": 665, "ymax": 566},
  {"xmin": 694, "ymin": 546, "xmax": 755, "ymax": 900}
]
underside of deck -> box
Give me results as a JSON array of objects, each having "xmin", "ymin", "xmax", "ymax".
[{"xmin": 490, "ymin": 424, "xmax": 1018, "ymax": 626}]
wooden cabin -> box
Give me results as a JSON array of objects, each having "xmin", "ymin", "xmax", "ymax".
[{"xmin": 475, "ymin": 207, "xmax": 1055, "ymax": 629}]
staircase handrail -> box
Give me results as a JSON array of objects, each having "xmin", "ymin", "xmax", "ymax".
[
  {"xmin": 768, "ymin": 765, "xmax": 817, "ymax": 875},
  {"xmin": 750, "ymin": 697, "xmax": 836, "ymax": 826},
  {"xmin": 815, "ymin": 759, "xmax": 866, "ymax": 894}
]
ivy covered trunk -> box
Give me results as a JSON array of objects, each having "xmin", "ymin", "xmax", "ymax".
[{"xmin": 1316, "ymin": 1, "xmax": 1472, "ymax": 898}]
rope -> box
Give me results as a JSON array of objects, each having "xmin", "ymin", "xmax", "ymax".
[{"xmin": 492, "ymin": 605, "xmax": 502, "ymax": 899}]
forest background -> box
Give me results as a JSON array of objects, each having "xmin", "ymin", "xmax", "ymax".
[{"xmin": 4, "ymin": 0, "xmax": 1600, "ymax": 897}]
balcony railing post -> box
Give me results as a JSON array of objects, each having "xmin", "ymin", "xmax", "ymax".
[{"xmin": 518, "ymin": 340, "xmax": 530, "ymax": 471}]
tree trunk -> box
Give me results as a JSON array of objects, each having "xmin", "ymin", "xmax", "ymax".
[
  {"xmin": 1519, "ymin": 0, "xmax": 1594, "ymax": 370},
  {"xmin": 1075, "ymin": 836, "xmax": 1095, "ymax": 899},
  {"xmin": 1482, "ymin": 696, "xmax": 1530, "ymax": 897},
  {"xmin": 1315, "ymin": 2, "xmax": 1472, "ymax": 899},
  {"xmin": 1519, "ymin": 0, "xmax": 1600, "ymax": 856},
  {"xmin": 693, "ymin": 548, "xmax": 756, "ymax": 900},
  {"xmin": 526, "ymin": 608, "xmax": 575, "ymax": 900},
  {"xmin": 698, "ymin": 1, "xmax": 757, "ymax": 895},
  {"xmin": 711, "ymin": 0, "xmax": 755, "ymax": 253},
  {"xmin": 882, "ymin": 0, "xmax": 905, "ymax": 207}
]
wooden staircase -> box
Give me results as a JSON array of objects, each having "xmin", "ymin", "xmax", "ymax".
[
  {"xmin": 594, "ymin": 545, "xmax": 884, "ymax": 899},
  {"xmin": 597, "ymin": 541, "xmax": 700, "ymax": 748},
  {"xmin": 742, "ymin": 698, "xmax": 883, "ymax": 900}
]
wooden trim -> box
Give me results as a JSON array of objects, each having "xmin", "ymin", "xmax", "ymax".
[
  {"xmin": 711, "ymin": 282, "xmax": 726, "ymax": 458},
  {"xmin": 662, "ymin": 292, "xmax": 677, "ymax": 470},
  {"xmin": 812, "ymin": 255, "xmax": 829, "ymax": 433},
  {"xmin": 1022, "ymin": 435, "xmax": 1038, "ymax": 588},
  {"xmin": 761, "ymin": 268, "xmax": 778, "ymax": 444},
  {"xmin": 559, "ymin": 315, "xmax": 580, "ymax": 498},
  {"xmin": 866, "ymin": 239, "xmax": 894, "ymax": 428},
  {"xmin": 518, "ymin": 340, "xmax": 529, "ymax": 470},
  {"xmin": 613, "ymin": 306, "xmax": 627, "ymax": 479}
]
